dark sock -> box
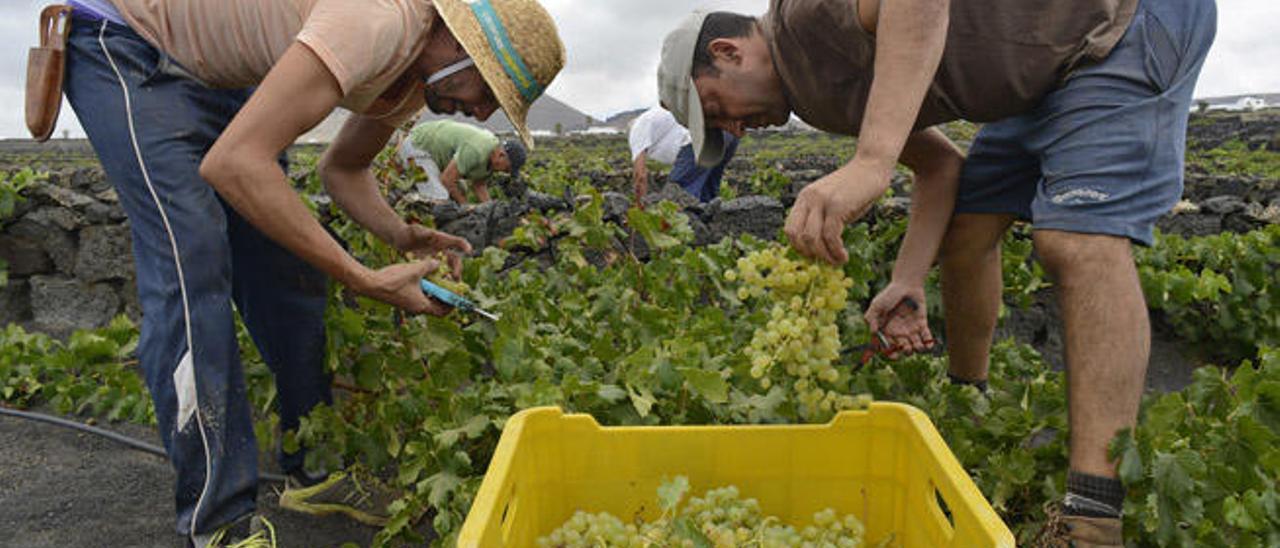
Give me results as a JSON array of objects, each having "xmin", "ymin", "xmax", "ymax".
[
  {"xmin": 1063, "ymin": 470, "xmax": 1124, "ymax": 518},
  {"xmin": 286, "ymin": 466, "xmax": 329, "ymax": 488},
  {"xmin": 947, "ymin": 373, "xmax": 988, "ymax": 393}
]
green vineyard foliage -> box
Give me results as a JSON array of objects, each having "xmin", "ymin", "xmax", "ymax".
[{"xmin": 2, "ymin": 147, "xmax": 1277, "ymax": 544}]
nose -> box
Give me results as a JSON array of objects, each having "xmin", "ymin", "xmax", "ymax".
[
  {"xmin": 723, "ymin": 121, "xmax": 746, "ymax": 138},
  {"xmin": 709, "ymin": 117, "xmax": 745, "ymax": 137},
  {"xmin": 427, "ymin": 96, "xmax": 459, "ymax": 115},
  {"xmin": 472, "ymin": 101, "xmax": 498, "ymax": 121}
]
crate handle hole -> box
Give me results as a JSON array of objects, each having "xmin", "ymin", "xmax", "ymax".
[
  {"xmin": 933, "ymin": 484, "xmax": 954, "ymax": 533},
  {"xmin": 500, "ymin": 485, "xmax": 518, "ymax": 540}
]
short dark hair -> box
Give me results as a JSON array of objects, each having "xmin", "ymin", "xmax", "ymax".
[
  {"xmin": 500, "ymin": 139, "xmax": 526, "ymax": 177},
  {"xmin": 692, "ymin": 12, "xmax": 758, "ymax": 78}
]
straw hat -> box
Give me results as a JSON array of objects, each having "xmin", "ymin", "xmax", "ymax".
[{"xmin": 434, "ymin": 0, "xmax": 565, "ymax": 150}]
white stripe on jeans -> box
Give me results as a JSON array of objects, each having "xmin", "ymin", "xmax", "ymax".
[{"xmin": 97, "ymin": 21, "xmax": 215, "ymax": 544}]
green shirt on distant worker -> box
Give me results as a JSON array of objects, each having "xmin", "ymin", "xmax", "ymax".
[
  {"xmin": 404, "ymin": 120, "xmax": 526, "ymax": 204},
  {"xmin": 410, "ymin": 120, "xmax": 500, "ymax": 181}
]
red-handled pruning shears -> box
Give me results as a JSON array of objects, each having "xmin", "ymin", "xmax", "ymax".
[
  {"xmin": 843, "ymin": 297, "xmax": 925, "ymax": 372},
  {"xmin": 845, "ymin": 330, "xmax": 896, "ymax": 372}
]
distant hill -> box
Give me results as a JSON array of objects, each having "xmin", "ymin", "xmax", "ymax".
[
  {"xmin": 418, "ymin": 94, "xmax": 600, "ymax": 136},
  {"xmin": 603, "ymin": 108, "xmax": 647, "ymax": 130},
  {"xmin": 1197, "ymin": 93, "xmax": 1280, "ymax": 107},
  {"xmin": 298, "ymin": 95, "xmax": 599, "ymax": 143},
  {"xmin": 599, "ymin": 106, "xmax": 821, "ymax": 134}
]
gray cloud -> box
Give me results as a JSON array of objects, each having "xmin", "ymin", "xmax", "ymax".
[
  {"xmin": 0, "ymin": 0, "xmax": 1275, "ymax": 139},
  {"xmin": 538, "ymin": 0, "xmax": 767, "ymax": 118},
  {"xmin": 1194, "ymin": 0, "xmax": 1280, "ymax": 97}
]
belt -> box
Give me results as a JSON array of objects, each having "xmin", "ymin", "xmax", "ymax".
[{"xmin": 67, "ymin": 0, "xmax": 127, "ymax": 27}]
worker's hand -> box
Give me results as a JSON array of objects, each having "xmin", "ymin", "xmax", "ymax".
[
  {"xmin": 784, "ymin": 164, "xmax": 890, "ymax": 265},
  {"xmin": 865, "ymin": 282, "xmax": 933, "ymax": 358},
  {"xmin": 352, "ymin": 259, "xmax": 452, "ymax": 315},
  {"xmin": 393, "ymin": 225, "xmax": 472, "ymax": 280}
]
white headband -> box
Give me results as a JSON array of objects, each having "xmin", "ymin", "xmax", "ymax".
[{"xmin": 424, "ymin": 57, "xmax": 476, "ymax": 85}]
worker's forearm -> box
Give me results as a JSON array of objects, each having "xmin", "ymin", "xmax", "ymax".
[
  {"xmin": 891, "ymin": 129, "xmax": 963, "ymax": 285},
  {"xmin": 473, "ymin": 179, "xmax": 491, "ymax": 203},
  {"xmin": 892, "ymin": 163, "xmax": 959, "ymax": 286},
  {"xmin": 441, "ymin": 170, "xmax": 466, "ymax": 203},
  {"xmin": 853, "ymin": 0, "xmax": 950, "ymax": 173},
  {"xmin": 322, "ymin": 164, "xmax": 409, "ymax": 249},
  {"xmin": 203, "ymin": 155, "xmax": 366, "ymax": 288},
  {"xmin": 633, "ymin": 156, "xmax": 648, "ymax": 198}
]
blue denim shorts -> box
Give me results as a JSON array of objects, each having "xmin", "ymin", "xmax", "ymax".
[{"xmin": 954, "ymin": 0, "xmax": 1217, "ymax": 246}]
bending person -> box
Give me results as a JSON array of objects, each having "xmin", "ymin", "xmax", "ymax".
[
  {"xmin": 629, "ymin": 105, "xmax": 738, "ymax": 203},
  {"xmin": 400, "ymin": 119, "xmax": 525, "ymax": 204},
  {"xmin": 61, "ymin": 0, "xmax": 563, "ymax": 545},
  {"xmin": 660, "ymin": 1, "xmax": 1214, "ymax": 545}
]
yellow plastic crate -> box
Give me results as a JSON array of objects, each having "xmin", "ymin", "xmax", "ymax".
[{"xmin": 459, "ymin": 404, "xmax": 1014, "ymax": 547}]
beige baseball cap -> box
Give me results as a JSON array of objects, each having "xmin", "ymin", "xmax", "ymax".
[{"xmin": 658, "ymin": 11, "xmax": 725, "ymax": 169}]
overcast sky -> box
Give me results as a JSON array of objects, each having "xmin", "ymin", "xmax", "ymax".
[{"xmin": 2, "ymin": 0, "xmax": 1276, "ymax": 138}]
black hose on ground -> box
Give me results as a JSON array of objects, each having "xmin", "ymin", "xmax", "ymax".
[{"xmin": 0, "ymin": 406, "xmax": 288, "ymax": 483}]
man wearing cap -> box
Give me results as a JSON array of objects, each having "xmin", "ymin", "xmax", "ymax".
[
  {"xmin": 400, "ymin": 119, "xmax": 526, "ymax": 204},
  {"xmin": 660, "ymin": 0, "xmax": 1214, "ymax": 544},
  {"xmin": 628, "ymin": 105, "xmax": 740, "ymax": 203},
  {"xmin": 61, "ymin": 0, "xmax": 562, "ymax": 544}
]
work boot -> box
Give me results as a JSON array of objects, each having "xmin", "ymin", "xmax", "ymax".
[
  {"xmin": 1035, "ymin": 503, "xmax": 1123, "ymax": 547},
  {"xmin": 278, "ymin": 468, "xmax": 397, "ymax": 527},
  {"xmin": 285, "ymin": 466, "xmax": 329, "ymax": 488},
  {"xmin": 187, "ymin": 514, "xmax": 276, "ymax": 548}
]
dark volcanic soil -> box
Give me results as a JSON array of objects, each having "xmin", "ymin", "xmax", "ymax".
[{"xmin": 0, "ymin": 410, "xmax": 379, "ymax": 548}]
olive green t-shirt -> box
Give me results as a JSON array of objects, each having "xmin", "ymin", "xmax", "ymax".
[
  {"xmin": 762, "ymin": 0, "xmax": 1138, "ymax": 135},
  {"xmin": 408, "ymin": 120, "xmax": 500, "ymax": 181}
]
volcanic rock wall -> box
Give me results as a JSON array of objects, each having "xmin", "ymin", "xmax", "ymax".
[{"xmin": 2, "ymin": 113, "xmax": 1277, "ymax": 337}]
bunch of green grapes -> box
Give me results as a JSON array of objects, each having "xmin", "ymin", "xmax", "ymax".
[
  {"xmin": 425, "ymin": 252, "xmax": 470, "ymax": 295},
  {"xmin": 725, "ymin": 245, "xmax": 861, "ymax": 421},
  {"xmin": 536, "ymin": 511, "xmax": 641, "ymax": 547},
  {"xmin": 536, "ymin": 478, "xmax": 866, "ymax": 548}
]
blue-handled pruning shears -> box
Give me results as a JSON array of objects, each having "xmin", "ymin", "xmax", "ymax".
[{"xmin": 420, "ymin": 279, "xmax": 500, "ymax": 321}]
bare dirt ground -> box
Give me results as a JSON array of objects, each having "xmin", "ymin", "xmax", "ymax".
[{"xmin": 0, "ymin": 409, "xmax": 381, "ymax": 548}]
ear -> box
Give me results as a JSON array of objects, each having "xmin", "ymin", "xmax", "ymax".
[{"xmin": 707, "ymin": 37, "xmax": 743, "ymax": 66}]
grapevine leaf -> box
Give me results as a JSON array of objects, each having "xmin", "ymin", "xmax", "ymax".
[
  {"xmin": 420, "ymin": 471, "xmax": 463, "ymax": 508},
  {"xmin": 386, "ymin": 426, "xmax": 402, "ymax": 458},
  {"xmin": 1112, "ymin": 430, "xmax": 1144, "ymax": 485},
  {"xmin": 491, "ymin": 329, "xmax": 525, "ymax": 380},
  {"xmin": 656, "ymin": 475, "xmax": 689, "ymax": 512},
  {"xmin": 1224, "ymin": 494, "xmax": 1259, "ymax": 532},
  {"xmin": 628, "ymin": 207, "xmax": 682, "ymax": 250},
  {"xmin": 416, "ymin": 316, "xmax": 459, "ymax": 355},
  {"xmin": 679, "ymin": 367, "xmax": 728, "ymax": 403},
  {"xmin": 627, "ymin": 384, "xmax": 656, "ymax": 418},
  {"xmin": 1153, "ymin": 450, "xmax": 1203, "ymax": 500},
  {"xmin": 729, "ymin": 388, "xmax": 786, "ymax": 423},
  {"xmin": 596, "ymin": 384, "xmax": 627, "ymax": 402},
  {"xmin": 1253, "ymin": 381, "xmax": 1280, "ymax": 435},
  {"xmin": 672, "ymin": 516, "xmax": 713, "ymax": 548}
]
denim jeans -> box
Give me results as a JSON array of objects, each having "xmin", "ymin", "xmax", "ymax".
[
  {"xmin": 955, "ymin": 0, "xmax": 1217, "ymax": 246},
  {"xmin": 64, "ymin": 14, "xmax": 331, "ymax": 538},
  {"xmin": 669, "ymin": 133, "xmax": 740, "ymax": 203}
]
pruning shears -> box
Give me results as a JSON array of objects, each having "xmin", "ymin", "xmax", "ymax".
[
  {"xmin": 420, "ymin": 279, "xmax": 500, "ymax": 321},
  {"xmin": 845, "ymin": 330, "xmax": 897, "ymax": 372},
  {"xmin": 843, "ymin": 297, "xmax": 927, "ymax": 372}
]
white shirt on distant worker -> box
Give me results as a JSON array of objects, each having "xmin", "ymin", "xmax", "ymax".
[{"xmin": 628, "ymin": 106, "xmax": 691, "ymax": 165}]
